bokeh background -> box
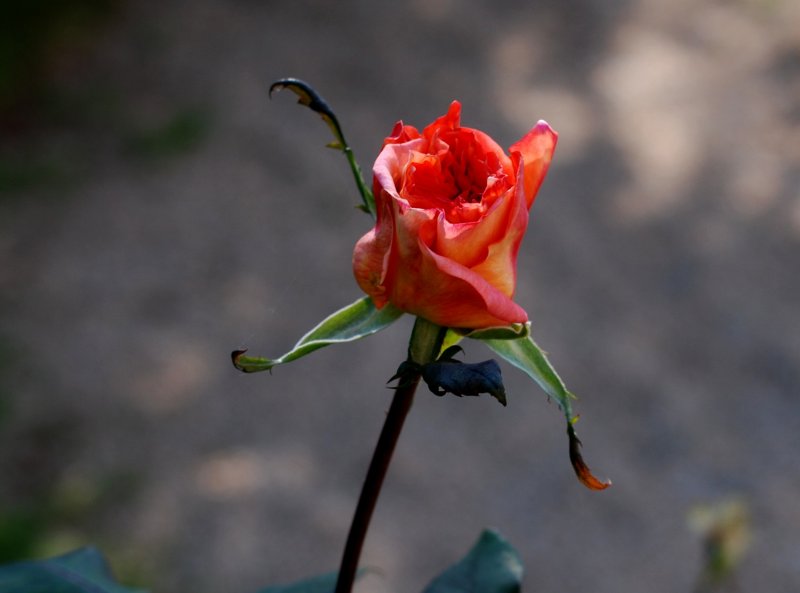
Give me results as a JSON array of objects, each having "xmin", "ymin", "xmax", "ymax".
[{"xmin": 1, "ymin": 0, "xmax": 799, "ymax": 592}]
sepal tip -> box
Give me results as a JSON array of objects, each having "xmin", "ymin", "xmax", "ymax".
[{"xmin": 567, "ymin": 423, "xmax": 611, "ymax": 491}]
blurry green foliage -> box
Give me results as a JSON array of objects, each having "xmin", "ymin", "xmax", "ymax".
[
  {"xmin": 0, "ymin": 469, "xmax": 143, "ymax": 564},
  {"xmin": 0, "ymin": 0, "xmax": 119, "ymax": 116},
  {"xmin": 0, "ymin": 1, "xmax": 212, "ymax": 197},
  {"xmin": 0, "ymin": 546, "xmax": 146, "ymax": 593},
  {"xmin": 0, "ymin": 0, "xmax": 120, "ymax": 196},
  {"xmin": 124, "ymin": 110, "xmax": 211, "ymax": 159},
  {"xmin": 0, "ymin": 337, "xmax": 14, "ymax": 427},
  {"xmin": 0, "ymin": 509, "xmax": 44, "ymax": 563},
  {"xmin": 689, "ymin": 498, "xmax": 751, "ymax": 592},
  {"xmin": 0, "ymin": 154, "xmax": 75, "ymax": 193}
]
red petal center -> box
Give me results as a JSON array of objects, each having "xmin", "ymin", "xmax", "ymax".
[{"xmin": 399, "ymin": 130, "xmax": 508, "ymax": 224}]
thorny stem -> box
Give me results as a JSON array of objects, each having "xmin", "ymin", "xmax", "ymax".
[{"xmin": 334, "ymin": 318, "xmax": 447, "ymax": 593}]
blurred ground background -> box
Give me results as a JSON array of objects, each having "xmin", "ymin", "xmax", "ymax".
[{"xmin": 1, "ymin": 0, "xmax": 799, "ymax": 591}]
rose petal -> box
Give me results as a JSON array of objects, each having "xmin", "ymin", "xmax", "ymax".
[
  {"xmin": 384, "ymin": 232, "xmax": 527, "ymax": 328},
  {"xmin": 509, "ymin": 121, "xmax": 558, "ymax": 207},
  {"xmin": 384, "ymin": 120, "xmax": 420, "ymax": 146},
  {"xmin": 355, "ymin": 103, "xmax": 553, "ymax": 330},
  {"xmin": 470, "ymin": 128, "xmax": 514, "ymax": 177},
  {"xmin": 422, "ymin": 101, "xmax": 462, "ymax": 141},
  {"xmin": 470, "ymin": 198, "xmax": 528, "ymax": 296},
  {"xmin": 434, "ymin": 189, "xmax": 511, "ymax": 268},
  {"xmin": 352, "ymin": 201, "xmax": 393, "ymax": 308}
]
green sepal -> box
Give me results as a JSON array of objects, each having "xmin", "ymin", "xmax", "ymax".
[
  {"xmin": 481, "ymin": 334, "xmax": 575, "ymax": 420},
  {"xmin": 0, "ymin": 547, "xmax": 147, "ymax": 593},
  {"xmin": 422, "ymin": 529, "xmax": 523, "ymax": 593},
  {"xmin": 459, "ymin": 322, "xmax": 530, "ymax": 341},
  {"xmin": 440, "ymin": 329, "xmax": 465, "ymax": 355},
  {"xmin": 232, "ymin": 297, "xmax": 403, "ymax": 373},
  {"xmin": 440, "ymin": 323, "xmax": 529, "ymax": 357},
  {"xmin": 480, "ymin": 334, "xmax": 610, "ymax": 490}
]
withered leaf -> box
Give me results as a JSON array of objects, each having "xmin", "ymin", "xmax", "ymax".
[
  {"xmin": 567, "ymin": 423, "xmax": 611, "ymax": 491},
  {"xmin": 420, "ymin": 347, "xmax": 507, "ymax": 406}
]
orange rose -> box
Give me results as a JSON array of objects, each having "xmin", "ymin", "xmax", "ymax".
[{"xmin": 353, "ymin": 101, "xmax": 557, "ymax": 329}]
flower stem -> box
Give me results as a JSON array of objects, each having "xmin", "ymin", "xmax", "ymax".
[{"xmin": 334, "ymin": 317, "xmax": 447, "ymax": 593}]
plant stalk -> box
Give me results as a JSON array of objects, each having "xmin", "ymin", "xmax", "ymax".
[{"xmin": 334, "ymin": 317, "xmax": 446, "ymax": 593}]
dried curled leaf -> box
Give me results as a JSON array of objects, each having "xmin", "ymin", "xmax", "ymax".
[
  {"xmin": 268, "ymin": 77, "xmax": 375, "ymax": 215},
  {"xmin": 231, "ymin": 348, "xmax": 270, "ymax": 373},
  {"xmin": 268, "ymin": 78, "xmax": 340, "ymax": 136},
  {"xmin": 567, "ymin": 423, "xmax": 611, "ymax": 491}
]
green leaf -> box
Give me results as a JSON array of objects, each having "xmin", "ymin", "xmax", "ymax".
[
  {"xmin": 253, "ymin": 571, "xmax": 338, "ymax": 593},
  {"xmin": 232, "ymin": 297, "xmax": 403, "ymax": 373},
  {"xmin": 422, "ymin": 530, "xmax": 523, "ymax": 593},
  {"xmin": 0, "ymin": 547, "xmax": 147, "ymax": 593}
]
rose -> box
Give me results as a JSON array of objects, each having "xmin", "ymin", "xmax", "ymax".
[{"xmin": 353, "ymin": 101, "xmax": 557, "ymax": 329}]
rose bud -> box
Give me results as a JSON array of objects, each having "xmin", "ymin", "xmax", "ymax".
[{"xmin": 353, "ymin": 101, "xmax": 557, "ymax": 329}]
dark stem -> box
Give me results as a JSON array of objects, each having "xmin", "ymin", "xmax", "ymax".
[
  {"xmin": 333, "ymin": 373, "xmax": 420, "ymax": 593},
  {"xmin": 334, "ymin": 318, "xmax": 446, "ymax": 593}
]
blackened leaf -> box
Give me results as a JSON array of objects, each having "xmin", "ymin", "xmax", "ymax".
[
  {"xmin": 421, "ymin": 358, "xmax": 507, "ymax": 406},
  {"xmin": 568, "ymin": 422, "xmax": 611, "ymax": 490},
  {"xmin": 232, "ymin": 297, "xmax": 402, "ymax": 373},
  {"xmin": 268, "ymin": 78, "xmax": 342, "ymax": 142},
  {"xmin": 422, "ymin": 529, "xmax": 523, "ymax": 593},
  {"xmin": 268, "ymin": 78, "xmax": 375, "ymax": 216},
  {"xmin": 387, "ymin": 360, "xmax": 421, "ymax": 390},
  {"xmin": 438, "ymin": 345, "xmax": 464, "ymax": 361}
]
